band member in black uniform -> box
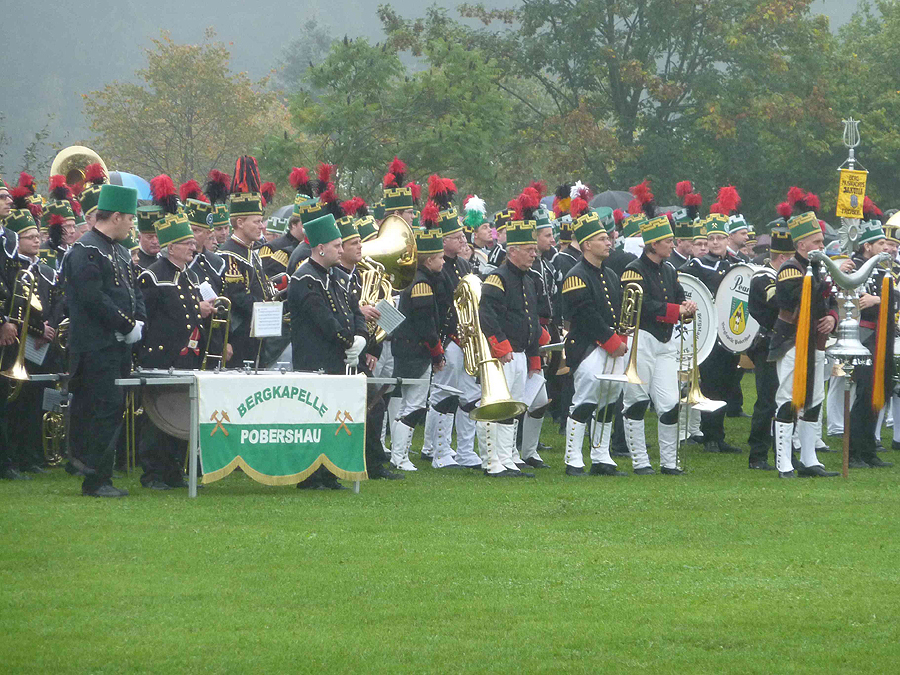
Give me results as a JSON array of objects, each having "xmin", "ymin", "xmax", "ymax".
[
  {"xmin": 64, "ymin": 184, "xmax": 143, "ymax": 497},
  {"xmin": 551, "ymin": 205, "xmax": 580, "ymax": 435},
  {"xmin": 137, "ymin": 211, "xmax": 212, "ymax": 489},
  {"xmin": 670, "ymin": 180, "xmax": 701, "ymax": 269},
  {"xmin": 289, "ymin": 213, "xmax": 369, "ymax": 489},
  {"xmin": 463, "ymin": 195, "xmax": 492, "ymax": 276},
  {"xmin": 39, "ymin": 177, "xmax": 80, "ymax": 271},
  {"xmin": 848, "ymin": 217, "xmax": 894, "ymax": 468},
  {"xmin": 680, "ymin": 211, "xmax": 742, "ymax": 454},
  {"xmin": 620, "ymin": 214, "xmax": 695, "ymax": 475},
  {"xmin": 561, "ymin": 198, "xmax": 627, "ymax": 476},
  {"xmin": 487, "ymin": 208, "xmax": 511, "ymax": 267},
  {"xmin": 261, "ymin": 167, "xmax": 313, "ymax": 278},
  {"xmin": 185, "ymin": 199, "xmax": 227, "ymax": 297},
  {"xmin": 769, "ymin": 212, "xmax": 839, "ymax": 478},
  {"xmin": 0, "ymin": 179, "xmax": 21, "ymax": 479},
  {"xmin": 605, "ymin": 212, "xmax": 638, "ymax": 278},
  {"xmin": 390, "ymin": 222, "xmax": 445, "ymax": 471},
  {"xmin": 746, "ymin": 228, "xmax": 794, "ymax": 470},
  {"xmin": 218, "ymin": 156, "xmax": 271, "ymax": 367},
  {"xmin": 135, "ymin": 197, "xmax": 162, "ymax": 270}
]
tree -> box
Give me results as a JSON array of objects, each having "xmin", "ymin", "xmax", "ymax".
[
  {"xmin": 276, "ymin": 19, "xmax": 336, "ymax": 93},
  {"xmin": 83, "ymin": 29, "xmax": 277, "ymax": 184}
]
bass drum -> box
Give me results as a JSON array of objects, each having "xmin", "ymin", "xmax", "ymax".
[
  {"xmin": 676, "ymin": 273, "xmax": 716, "ymax": 369},
  {"xmin": 144, "ymin": 386, "xmax": 190, "ymax": 440},
  {"xmin": 715, "ymin": 263, "xmax": 767, "ymax": 353}
]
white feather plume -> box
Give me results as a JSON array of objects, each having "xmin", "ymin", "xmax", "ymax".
[{"xmin": 464, "ymin": 194, "xmax": 486, "ymax": 215}]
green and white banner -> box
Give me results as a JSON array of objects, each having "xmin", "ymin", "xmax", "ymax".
[{"xmin": 196, "ymin": 372, "xmax": 367, "ymax": 485}]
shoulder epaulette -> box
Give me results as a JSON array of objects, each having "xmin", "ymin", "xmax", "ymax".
[
  {"xmin": 621, "ymin": 270, "xmax": 643, "ymax": 282},
  {"xmin": 271, "ymin": 250, "xmax": 290, "ymax": 268},
  {"xmin": 778, "ymin": 268, "xmax": 803, "ymax": 281},
  {"xmin": 411, "ymin": 282, "xmax": 433, "ymax": 298},
  {"xmin": 258, "ymin": 246, "xmax": 273, "ymax": 258},
  {"xmin": 484, "ymin": 274, "xmax": 505, "ymax": 291},
  {"xmin": 561, "ymin": 276, "xmax": 587, "ymax": 293}
]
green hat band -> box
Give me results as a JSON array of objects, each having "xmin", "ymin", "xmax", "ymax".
[
  {"xmin": 858, "ymin": 219, "xmax": 886, "ymax": 245},
  {"xmin": 210, "ymin": 204, "xmax": 230, "ymax": 227},
  {"xmin": 267, "ymin": 216, "xmax": 289, "ymax": 236},
  {"xmin": 372, "ymin": 201, "xmax": 386, "ymax": 221},
  {"xmin": 787, "ymin": 212, "xmax": 820, "ymax": 243},
  {"xmin": 621, "ymin": 214, "xmax": 646, "ymax": 238},
  {"xmin": 383, "ymin": 186, "xmax": 414, "ymax": 213},
  {"xmin": 769, "ymin": 228, "xmax": 794, "ymax": 254},
  {"xmin": 305, "ymin": 213, "xmax": 342, "ymax": 248},
  {"xmin": 593, "ymin": 207, "xmax": 614, "ymax": 234},
  {"xmin": 506, "ymin": 220, "xmax": 537, "ymax": 245},
  {"xmin": 704, "ymin": 214, "xmax": 729, "ymax": 236},
  {"xmin": 97, "ymin": 184, "xmax": 138, "ymax": 216},
  {"xmin": 155, "ymin": 212, "xmax": 194, "ymax": 247},
  {"xmin": 336, "ymin": 215, "xmax": 360, "ymax": 242},
  {"xmin": 186, "ymin": 199, "xmax": 212, "ymax": 229},
  {"xmin": 79, "ymin": 183, "xmax": 102, "ymax": 216},
  {"xmin": 4, "ymin": 209, "xmax": 38, "ymax": 235},
  {"xmin": 640, "ymin": 215, "xmax": 674, "ymax": 245},
  {"xmin": 229, "ymin": 193, "xmax": 263, "ymax": 217},
  {"xmin": 439, "ymin": 208, "xmax": 462, "ymax": 237},
  {"xmin": 137, "ymin": 205, "xmax": 164, "ymax": 234},
  {"xmin": 416, "ymin": 228, "xmax": 444, "ymax": 254},
  {"xmin": 727, "ymin": 215, "xmax": 749, "ymax": 234},
  {"xmin": 573, "ymin": 212, "xmax": 604, "ymax": 246},
  {"xmin": 356, "ymin": 216, "xmax": 378, "ymax": 242},
  {"xmin": 45, "ymin": 200, "xmax": 75, "ymax": 222}
]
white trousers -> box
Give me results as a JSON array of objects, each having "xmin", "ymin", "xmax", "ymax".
[
  {"xmin": 502, "ymin": 353, "xmax": 548, "ymax": 464},
  {"xmin": 623, "ymin": 331, "xmax": 679, "ymax": 418},
  {"xmin": 571, "ymin": 345, "xmax": 626, "ymax": 412},
  {"xmin": 777, "ymin": 347, "xmax": 825, "ymax": 465}
]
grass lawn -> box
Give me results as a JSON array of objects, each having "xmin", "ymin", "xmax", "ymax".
[{"xmin": 1, "ymin": 374, "xmax": 898, "ymax": 674}]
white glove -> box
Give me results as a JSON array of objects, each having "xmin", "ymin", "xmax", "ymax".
[
  {"xmin": 344, "ymin": 335, "xmax": 367, "ymax": 364},
  {"xmin": 117, "ymin": 320, "xmax": 144, "ymax": 345}
]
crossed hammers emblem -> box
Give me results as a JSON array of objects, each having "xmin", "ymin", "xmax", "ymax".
[
  {"xmin": 335, "ymin": 411, "xmax": 353, "ymax": 436},
  {"xmin": 210, "ymin": 410, "xmax": 231, "ymax": 436}
]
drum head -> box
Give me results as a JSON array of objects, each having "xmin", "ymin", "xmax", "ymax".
[
  {"xmin": 677, "ymin": 273, "xmax": 716, "ymax": 367},
  {"xmin": 143, "ymin": 385, "xmax": 191, "ymax": 440},
  {"xmin": 715, "ymin": 264, "xmax": 765, "ymax": 353}
]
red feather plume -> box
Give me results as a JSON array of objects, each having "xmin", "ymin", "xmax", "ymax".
[
  {"xmin": 627, "ymin": 198, "xmax": 642, "ymax": 215},
  {"xmin": 382, "ymin": 172, "xmax": 397, "ymax": 189},
  {"xmin": 49, "ymin": 175, "xmax": 71, "ymax": 201},
  {"xmin": 420, "ymin": 200, "xmax": 440, "ymax": 228},
  {"xmin": 528, "ymin": 180, "xmax": 547, "ymax": 198},
  {"xmin": 717, "ymin": 186, "xmax": 741, "ymax": 215},
  {"xmin": 84, "ymin": 163, "xmax": 107, "ymax": 185},
  {"xmin": 10, "ymin": 186, "xmax": 31, "ymax": 209},
  {"xmin": 28, "ymin": 203, "xmax": 42, "ymax": 220},
  {"xmin": 675, "ymin": 180, "xmax": 693, "ymax": 198},
  {"xmin": 805, "ymin": 193, "xmax": 820, "ymax": 213},
  {"xmin": 684, "ymin": 193, "xmax": 702, "ymax": 207},
  {"xmin": 289, "ymin": 167, "xmax": 311, "ymax": 192},
  {"xmin": 150, "ymin": 174, "xmax": 178, "ymax": 214},
  {"xmin": 389, "ymin": 156, "xmax": 407, "ymax": 177},
  {"xmin": 341, "ymin": 197, "xmax": 365, "ymax": 218},
  {"xmin": 205, "ymin": 170, "xmax": 230, "ymax": 205},
  {"xmin": 572, "ymin": 184, "xmax": 592, "ymax": 203},
  {"xmin": 71, "ymin": 199, "xmax": 82, "ymax": 217},
  {"xmin": 629, "ymin": 180, "xmax": 654, "ymax": 204},
  {"xmin": 18, "ymin": 172, "xmax": 36, "ymax": 193},
  {"xmin": 613, "ymin": 209, "xmax": 625, "ymax": 225},
  {"xmin": 179, "ymin": 180, "xmax": 203, "ymax": 203},
  {"xmin": 777, "ymin": 202, "xmax": 793, "ymax": 220},
  {"xmin": 260, "ymin": 182, "xmax": 276, "ymax": 207},
  {"xmin": 428, "ymin": 174, "xmax": 445, "ymax": 199},
  {"xmin": 709, "ymin": 202, "xmax": 724, "ymax": 215},
  {"xmin": 518, "ymin": 187, "xmax": 540, "ymax": 211},
  {"xmin": 319, "ymin": 182, "xmax": 337, "ymax": 205},
  {"xmin": 569, "ymin": 197, "xmax": 589, "ymax": 220},
  {"xmin": 787, "ymin": 186, "xmax": 806, "ymax": 207},
  {"xmin": 863, "ymin": 196, "xmax": 882, "ymax": 219},
  {"xmin": 316, "ymin": 162, "xmax": 333, "ymax": 185},
  {"xmin": 407, "ymin": 182, "xmax": 421, "ymax": 203}
]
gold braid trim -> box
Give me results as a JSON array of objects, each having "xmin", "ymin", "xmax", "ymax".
[
  {"xmin": 561, "ymin": 276, "xmax": 587, "ymax": 293},
  {"xmin": 483, "ymin": 274, "xmax": 505, "ymax": 291}
]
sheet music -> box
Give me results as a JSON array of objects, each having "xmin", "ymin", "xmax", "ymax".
[
  {"xmin": 25, "ymin": 335, "xmax": 49, "ymax": 365},
  {"xmin": 250, "ymin": 302, "xmax": 284, "ymax": 338},
  {"xmin": 374, "ymin": 298, "xmax": 406, "ymax": 336},
  {"xmin": 199, "ymin": 281, "xmax": 217, "ymax": 302},
  {"xmin": 523, "ymin": 371, "xmax": 546, "ymax": 407}
]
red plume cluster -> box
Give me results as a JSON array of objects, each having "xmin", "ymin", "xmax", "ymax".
[
  {"xmin": 319, "ymin": 182, "xmax": 337, "ymax": 205},
  {"xmin": 786, "ymin": 186, "xmax": 820, "ymax": 215},
  {"xmin": 717, "ymin": 186, "xmax": 741, "ymax": 215},
  {"xmin": 18, "ymin": 172, "xmax": 36, "ymax": 194},
  {"xmin": 150, "ymin": 174, "xmax": 178, "ymax": 214},
  {"xmin": 10, "ymin": 186, "xmax": 31, "ymax": 210},
  {"xmin": 383, "ymin": 156, "xmax": 407, "ymax": 189},
  {"xmin": 613, "ymin": 209, "xmax": 625, "ymax": 226},
  {"xmin": 709, "ymin": 202, "xmax": 725, "ymax": 215},
  {"xmin": 260, "ymin": 182, "xmax": 276, "ymax": 207},
  {"xmin": 777, "ymin": 202, "xmax": 793, "ymax": 220},
  {"xmin": 572, "ymin": 184, "xmax": 592, "ymax": 203},
  {"xmin": 84, "ymin": 163, "xmax": 107, "ymax": 186},
  {"xmin": 863, "ymin": 196, "xmax": 882, "ymax": 220},
  {"xmin": 675, "ymin": 181, "xmax": 693, "ymax": 199},
  {"xmin": 569, "ymin": 198, "xmax": 589, "ymax": 220},
  {"xmin": 71, "ymin": 200, "xmax": 82, "ymax": 217},
  {"xmin": 179, "ymin": 180, "xmax": 204, "ymax": 203},
  {"xmin": 289, "ymin": 167, "xmax": 312, "ymax": 196},
  {"xmin": 420, "ymin": 200, "xmax": 440, "ymax": 228},
  {"xmin": 428, "ymin": 174, "xmax": 458, "ymax": 210},
  {"xmin": 629, "ymin": 180, "xmax": 654, "ymax": 204},
  {"xmin": 407, "ymin": 182, "xmax": 421, "ymax": 203},
  {"xmin": 627, "ymin": 199, "xmax": 642, "ymax": 215},
  {"xmin": 205, "ymin": 170, "xmax": 231, "ymax": 205},
  {"xmin": 49, "ymin": 175, "xmax": 72, "ymax": 201},
  {"xmin": 528, "ymin": 181, "xmax": 547, "ymax": 198},
  {"xmin": 341, "ymin": 197, "xmax": 366, "ymax": 218},
  {"xmin": 316, "ymin": 163, "xmax": 334, "ymax": 197}
]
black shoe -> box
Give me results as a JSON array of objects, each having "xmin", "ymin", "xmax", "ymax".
[
  {"xmin": 718, "ymin": 441, "xmax": 743, "ymax": 454},
  {"xmin": 661, "ymin": 467, "xmax": 684, "ymax": 475},
  {"xmin": 892, "ymin": 440, "xmax": 900, "ymax": 451},
  {"xmin": 83, "ymin": 484, "xmax": 128, "ymax": 497},
  {"xmin": 749, "ymin": 460, "xmax": 777, "ymax": 471},
  {"xmin": 514, "ymin": 469, "xmax": 536, "ymax": 478},
  {"xmin": 564, "ymin": 465, "xmax": 585, "ymax": 476},
  {"xmin": 633, "ymin": 466, "xmax": 656, "ymax": 475},
  {"xmin": 686, "ymin": 434, "xmax": 705, "ymax": 445},
  {"xmin": 1, "ymin": 468, "xmax": 31, "ymax": 480},
  {"xmin": 486, "ymin": 469, "xmax": 523, "ymax": 477},
  {"xmin": 369, "ymin": 465, "xmax": 404, "ymax": 480},
  {"xmin": 778, "ymin": 470, "xmax": 795, "ymax": 478},
  {"xmin": 538, "ymin": 442, "xmax": 552, "ymax": 451},
  {"xmin": 704, "ymin": 441, "xmax": 721, "ymax": 453},
  {"xmin": 866, "ymin": 456, "xmax": 893, "ymax": 468},
  {"xmin": 420, "ymin": 453, "xmax": 433, "ymax": 462},
  {"xmin": 610, "ymin": 447, "xmax": 630, "ymax": 457},
  {"xmin": 524, "ymin": 457, "xmax": 550, "ymax": 469},
  {"xmin": 848, "ymin": 458, "xmax": 871, "ymax": 469},
  {"xmin": 143, "ymin": 480, "xmax": 172, "ymax": 490},
  {"xmin": 589, "ymin": 462, "xmax": 627, "ymax": 476},
  {"xmin": 726, "ymin": 410, "xmax": 750, "ymax": 418},
  {"xmin": 797, "ymin": 463, "xmax": 839, "ymax": 477}
]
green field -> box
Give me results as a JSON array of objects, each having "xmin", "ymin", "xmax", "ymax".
[{"xmin": 2, "ymin": 374, "xmax": 899, "ymax": 674}]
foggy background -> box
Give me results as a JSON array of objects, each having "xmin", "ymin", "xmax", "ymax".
[{"xmin": 1, "ymin": 0, "xmax": 860, "ymax": 166}]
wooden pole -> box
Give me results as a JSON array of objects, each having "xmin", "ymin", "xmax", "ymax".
[{"xmin": 842, "ymin": 386, "xmax": 850, "ymax": 478}]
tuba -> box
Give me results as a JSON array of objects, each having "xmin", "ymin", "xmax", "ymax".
[
  {"xmin": 49, "ymin": 146, "xmax": 108, "ymax": 195},
  {"xmin": 357, "ymin": 258, "xmax": 395, "ymax": 343},
  {"xmin": 360, "ymin": 214, "xmax": 417, "ymax": 290},
  {"xmin": 453, "ymin": 274, "xmax": 527, "ymax": 421}
]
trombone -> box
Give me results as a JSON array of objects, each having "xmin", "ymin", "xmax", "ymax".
[
  {"xmin": 201, "ymin": 296, "xmax": 232, "ymax": 371},
  {"xmin": 592, "ymin": 283, "xmax": 645, "ymax": 452},
  {"xmin": 2, "ymin": 269, "xmax": 41, "ymax": 400}
]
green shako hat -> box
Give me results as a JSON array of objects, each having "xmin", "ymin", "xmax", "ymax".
[
  {"xmin": 728, "ymin": 214, "xmax": 749, "ymax": 234},
  {"xmin": 78, "ymin": 163, "xmax": 109, "ymax": 216},
  {"xmin": 704, "ymin": 213, "xmax": 729, "ymax": 236},
  {"xmin": 418, "ymin": 200, "xmax": 444, "ymax": 252},
  {"xmin": 228, "ymin": 156, "xmax": 264, "ymax": 217},
  {"xmin": 670, "ymin": 208, "xmax": 693, "ymax": 239},
  {"xmin": 534, "ymin": 206, "xmax": 553, "ymax": 230},
  {"xmin": 267, "ymin": 215, "xmax": 288, "ymax": 236},
  {"xmin": 640, "ymin": 215, "xmax": 674, "ymax": 245},
  {"xmin": 203, "ymin": 170, "xmax": 231, "ymax": 228},
  {"xmin": 305, "ymin": 213, "xmax": 342, "ymax": 248},
  {"xmin": 505, "ymin": 184, "xmax": 543, "ymax": 245},
  {"xmin": 428, "ymin": 174, "xmax": 461, "ymax": 237},
  {"xmin": 558, "ymin": 214, "xmax": 574, "ymax": 242},
  {"xmin": 493, "ymin": 208, "xmax": 512, "ymax": 232},
  {"xmin": 416, "ymin": 228, "xmax": 444, "ymax": 254},
  {"xmin": 675, "ymin": 180, "xmax": 703, "ymax": 237},
  {"xmin": 595, "ymin": 206, "xmax": 615, "ymax": 234},
  {"xmin": 858, "ymin": 219, "xmax": 885, "ymax": 245},
  {"xmin": 770, "ymin": 227, "xmax": 794, "ymax": 255},
  {"xmin": 341, "ymin": 197, "xmax": 374, "ymax": 242},
  {"xmin": 382, "ymin": 157, "xmax": 416, "ymax": 213},
  {"xmin": 4, "ymin": 188, "xmax": 39, "ymax": 235},
  {"xmin": 787, "ymin": 212, "xmax": 820, "ymax": 243},
  {"xmin": 185, "ymin": 199, "xmax": 213, "ymax": 230},
  {"xmin": 137, "ymin": 206, "xmax": 163, "ymax": 234},
  {"xmin": 692, "ymin": 220, "xmax": 708, "ymax": 241},
  {"xmin": 336, "ymin": 214, "xmax": 360, "ymax": 242},
  {"xmin": 372, "ymin": 200, "xmax": 386, "ymax": 221},
  {"xmin": 621, "ymin": 213, "xmax": 646, "ymax": 238},
  {"xmin": 289, "ymin": 167, "xmax": 314, "ymax": 215},
  {"xmin": 569, "ymin": 198, "xmax": 605, "ymax": 246},
  {"xmin": 97, "ymin": 183, "xmax": 138, "ymax": 216},
  {"xmin": 155, "ymin": 212, "xmax": 194, "ymax": 247}
]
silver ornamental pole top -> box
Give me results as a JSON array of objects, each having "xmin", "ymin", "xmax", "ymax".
[{"xmin": 842, "ymin": 118, "xmax": 861, "ymax": 169}]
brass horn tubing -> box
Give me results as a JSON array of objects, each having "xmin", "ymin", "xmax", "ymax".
[{"xmin": 2, "ymin": 269, "xmax": 38, "ymax": 385}]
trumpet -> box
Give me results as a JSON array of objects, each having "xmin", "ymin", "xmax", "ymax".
[
  {"xmin": 358, "ymin": 257, "xmax": 394, "ymax": 343},
  {"xmin": 3, "ymin": 269, "xmax": 41, "ymax": 400},
  {"xmin": 201, "ymin": 296, "xmax": 232, "ymax": 371},
  {"xmin": 454, "ymin": 275, "xmax": 527, "ymax": 422}
]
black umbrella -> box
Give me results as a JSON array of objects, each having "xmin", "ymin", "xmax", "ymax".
[{"xmin": 590, "ymin": 191, "xmax": 632, "ymax": 210}]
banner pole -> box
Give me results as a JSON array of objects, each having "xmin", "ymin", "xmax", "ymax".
[{"xmin": 189, "ymin": 376, "xmax": 199, "ymax": 498}]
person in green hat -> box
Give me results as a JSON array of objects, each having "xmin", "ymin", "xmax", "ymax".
[
  {"xmin": 620, "ymin": 210, "xmax": 697, "ymax": 476},
  {"xmin": 184, "ymin": 198, "xmax": 226, "ymax": 297},
  {"xmin": 691, "ymin": 218, "xmax": 708, "ymax": 259},
  {"xmin": 40, "ymin": 176, "xmax": 80, "ymax": 270},
  {"xmin": 487, "ymin": 207, "xmax": 512, "ymax": 267},
  {"xmin": 381, "ymin": 157, "xmax": 417, "ymax": 225},
  {"xmin": 462, "ymin": 195, "xmax": 492, "ymax": 275},
  {"xmin": 134, "ymin": 205, "xmax": 163, "ymax": 269},
  {"xmin": 201, "ymin": 170, "xmax": 232, "ymax": 249},
  {"xmin": 261, "ymin": 167, "xmax": 313, "ymax": 280},
  {"xmin": 136, "ymin": 211, "xmax": 212, "ymax": 489},
  {"xmin": 768, "ymin": 210, "xmax": 839, "ymax": 479},
  {"xmin": 63, "ymin": 182, "xmax": 140, "ymax": 497},
  {"xmin": 389, "ymin": 203, "xmax": 446, "ymax": 473},
  {"xmin": 77, "ymin": 163, "xmax": 108, "ymax": 238},
  {"xmin": 288, "ymin": 212, "xmax": 368, "ymax": 490}
]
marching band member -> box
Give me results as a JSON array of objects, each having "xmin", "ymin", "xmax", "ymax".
[
  {"xmin": 40, "ymin": 177, "xmax": 80, "ymax": 270},
  {"xmin": 848, "ymin": 213, "xmax": 894, "ymax": 468},
  {"xmin": 0, "ymin": 178, "xmax": 22, "ymax": 480},
  {"xmin": 64, "ymin": 184, "xmax": 143, "ymax": 497},
  {"xmin": 746, "ymin": 227, "xmax": 794, "ymax": 470},
  {"xmin": 261, "ymin": 167, "xmax": 314, "ymax": 278},
  {"xmin": 769, "ymin": 212, "xmax": 839, "ymax": 478},
  {"xmin": 390, "ymin": 216, "xmax": 446, "ymax": 471},
  {"xmin": 289, "ymin": 212, "xmax": 368, "ymax": 489},
  {"xmin": 77, "ymin": 163, "xmax": 109, "ymax": 236},
  {"xmin": 561, "ymin": 198, "xmax": 627, "ymax": 476},
  {"xmin": 137, "ymin": 208, "xmax": 212, "ymax": 489},
  {"xmin": 620, "ymin": 212, "xmax": 696, "ymax": 475},
  {"xmin": 463, "ymin": 195, "xmax": 492, "ymax": 275},
  {"xmin": 487, "ymin": 208, "xmax": 511, "ymax": 267},
  {"xmin": 135, "ymin": 190, "xmax": 162, "ymax": 269},
  {"xmin": 184, "ymin": 198, "xmax": 227, "ymax": 298}
]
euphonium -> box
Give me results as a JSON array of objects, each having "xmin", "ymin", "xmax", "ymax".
[
  {"xmin": 2, "ymin": 269, "xmax": 40, "ymax": 399},
  {"xmin": 619, "ymin": 283, "xmax": 645, "ymax": 385},
  {"xmin": 453, "ymin": 274, "xmax": 527, "ymax": 422},
  {"xmin": 357, "ymin": 257, "xmax": 395, "ymax": 343},
  {"xmin": 360, "ymin": 214, "xmax": 417, "ymax": 290},
  {"xmin": 201, "ymin": 296, "xmax": 232, "ymax": 371}
]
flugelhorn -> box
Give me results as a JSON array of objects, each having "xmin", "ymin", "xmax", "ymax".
[
  {"xmin": 454, "ymin": 274, "xmax": 527, "ymax": 422},
  {"xmin": 201, "ymin": 296, "xmax": 232, "ymax": 371}
]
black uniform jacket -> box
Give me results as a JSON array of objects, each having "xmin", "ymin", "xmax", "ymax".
[
  {"xmin": 289, "ymin": 258, "xmax": 367, "ymax": 375},
  {"xmin": 286, "ymin": 239, "xmax": 313, "ymax": 276},
  {"xmin": 218, "ymin": 235, "xmax": 268, "ymax": 364},
  {"xmin": 188, "ymin": 249, "xmax": 225, "ymax": 297},
  {"xmin": 669, "ymin": 249, "xmax": 690, "ymax": 270},
  {"xmin": 747, "ymin": 262, "xmax": 778, "ymax": 355},
  {"xmin": 529, "ymin": 250, "xmax": 555, "ymax": 326},
  {"xmin": 435, "ymin": 254, "xmax": 472, "ymax": 344},
  {"xmin": 605, "ymin": 246, "xmax": 637, "ymax": 278},
  {"xmin": 768, "ymin": 253, "xmax": 838, "ymax": 361},
  {"xmin": 480, "ymin": 260, "xmax": 546, "ymax": 372},
  {"xmin": 620, "ymin": 251, "xmax": 685, "ymax": 344},
  {"xmin": 680, "ymin": 252, "xmax": 734, "ymax": 296},
  {"xmin": 488, "ymin": 242, "xmax": 506, "ymax": 267},
  {"xmin": 260, "ymin": 232, "xmax": 302, "ymax": 278},
  {"xmin": 138, "ymin": 258, "xmax": 206, "ymax": 370},
  {"xmin": 63, "ymin": 228, "xmax": 144, "ymax": 355},
  {"xmin": 0, "ymin": 227, "xmax": 19, "ymax": 326},
  {"xmin": 561, "ymin": 257, "xmax": 623, "ymax": 371},
  {"xmin": 393, "ymin": 267, "xmax": 444, "ymax": 378},
  {"xmin": 136, "ymin": 246, "xmax": 159, "ymax": 270},
  {"xmin": 552, "ymin": 246, "xmax": 581, "ymax": 326}
]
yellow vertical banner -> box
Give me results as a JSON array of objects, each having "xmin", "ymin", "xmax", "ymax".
[{"xmin": 836, "ymin": 169, "xmax": 868, "ymax": 219}]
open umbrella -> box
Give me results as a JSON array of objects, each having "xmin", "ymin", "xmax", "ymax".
[{"xmin": 108, "ymin": 171, "xmax": 151, "ymax": 201}]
